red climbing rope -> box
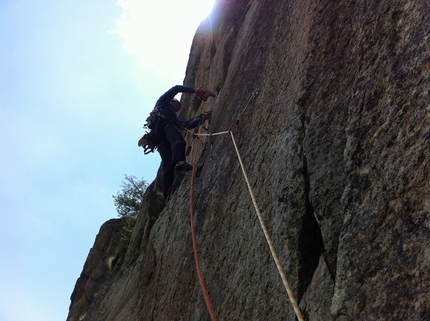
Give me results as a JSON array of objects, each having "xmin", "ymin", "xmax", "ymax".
[
  {"xmin": 189, "ymin": 126, "xmax": 218, "ymax": 321},
  {"xmin": 183, "ymin": 91, "xmax": 303, "ymax": 319}
]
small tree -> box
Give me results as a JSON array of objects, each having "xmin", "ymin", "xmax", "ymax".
[{"xmin": 112, "ymin": 175, "xmax": 148, "ymax": 244}]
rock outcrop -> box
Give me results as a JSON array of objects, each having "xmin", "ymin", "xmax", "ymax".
[
  {"xmin": 68, "ymin": 219, "xmax": 123, "ymax": 321},
  {"xmin": 68, "ymin": 0, "xmax": 430, "ymax": 320}
]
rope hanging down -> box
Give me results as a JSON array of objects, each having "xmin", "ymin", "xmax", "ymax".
[
  {"xmin": 185, "ymin": 88, "xmax": 303, "ymax": 321},
  {"xmin": 189, "ymin": 125, "xmax": 218, "ymax": 321},
  {"xmin": 229, "ymin": 131, "xmax": 304, "ymax": 321}
]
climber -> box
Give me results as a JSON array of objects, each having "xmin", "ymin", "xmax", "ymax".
[{"xmin": 139, "ymin": 85, "xmax": 212, "ymax": 197}]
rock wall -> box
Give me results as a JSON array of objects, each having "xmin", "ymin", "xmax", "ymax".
[
  {"xmin": 68, "ymin": 0, "xmax": 430, "ymax": 320},
  {"xmin": 68, "ymin": 219, "xmax": 124, "ymax": 321}
]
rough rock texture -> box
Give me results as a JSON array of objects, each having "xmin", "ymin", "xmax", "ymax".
[
  {"xmin": 68, "ymin": 219, "xmax": 123, "ymax": 321},
  {"xmin": 68, "ymin": 0, "xmax": 430, "ymax": 320}
]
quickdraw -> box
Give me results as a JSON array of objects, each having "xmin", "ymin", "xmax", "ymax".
[
  {"xmin": 228, "ymin": 119, "xmax": 240, "ymax": 134},
  {"xmin": 138, "ymin": 132, "xmax": 156, "ymax": 154}
]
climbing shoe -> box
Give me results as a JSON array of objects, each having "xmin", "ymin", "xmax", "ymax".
[{"xmin": 175, "ymin": 161, "xmax": 193, "ymax": 172}]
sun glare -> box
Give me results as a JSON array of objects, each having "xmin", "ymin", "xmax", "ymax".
[{"xmin": 114, "ymin": 0, "xmax": 215, "ymax": 83}]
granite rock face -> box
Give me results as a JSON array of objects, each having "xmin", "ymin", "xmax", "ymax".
[
  {"xmin": 67, "ymin": 219, "xmax": 123, "ymax": 321},
  {"xmin": 68, "ymin": 0, "xmax": 430, "ymax": 320}
]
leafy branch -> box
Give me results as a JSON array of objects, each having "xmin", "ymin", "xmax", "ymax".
[{"xmin": 112, "ymin": 175, "xmax": 148, "ymax": 244}]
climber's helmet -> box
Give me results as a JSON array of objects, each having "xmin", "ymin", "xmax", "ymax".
[{"xmin": 171, "ymin": 99, "xmax": 181, "ymax": 112}]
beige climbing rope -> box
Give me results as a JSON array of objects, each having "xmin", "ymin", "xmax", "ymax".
[{"xmin": 184, "ymin": 89, "xmax": 304, "ymax": 320}]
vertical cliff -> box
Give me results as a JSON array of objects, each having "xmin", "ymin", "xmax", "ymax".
[{"xmin": 68, "ymin": 0, "xmax": 430, "ymax": 320}]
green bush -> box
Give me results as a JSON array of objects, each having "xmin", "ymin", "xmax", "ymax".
[{"xmin": 112, "ymin": 175, "xmax": 148, "ymax": 244}]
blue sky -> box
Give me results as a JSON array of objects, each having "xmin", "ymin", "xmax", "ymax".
[{"xmin": 0, "ymin": 1, "xmax": 214, "ymax": 320}]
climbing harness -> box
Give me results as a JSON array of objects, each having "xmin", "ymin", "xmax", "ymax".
[
  {"xmin": 144, "ymin": 109, "xmax": 160, "ymax": 129},
  {"xmin": 138, "ymin": 94, "xmax": 210, "ymax": 154},
  {"xmin": 185, "ymin": 88, "xmax": 304, "ymax": 321}
]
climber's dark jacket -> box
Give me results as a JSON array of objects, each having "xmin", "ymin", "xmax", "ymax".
[
  {"xmin": 153, "ymin": 85, "xmax": 201, "ymax": 129},
  {"xmin": 151, "ymin": 85, "xmax": 203, "ymax": 196}
]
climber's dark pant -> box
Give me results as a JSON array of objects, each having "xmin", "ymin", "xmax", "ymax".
[{"xmin": 155, "ymin": 120, "xmax": 186, "ymax": 196}]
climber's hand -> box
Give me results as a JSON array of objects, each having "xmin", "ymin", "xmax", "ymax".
[
  {"xmin": 195, "ymin": 88, "xmax": 216, "ymax": 101},
  {"xmin": 195, "ymin": 87, "xmax": 208, "ymax": 100}
]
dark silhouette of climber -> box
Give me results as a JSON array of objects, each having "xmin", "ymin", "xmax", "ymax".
[{"xmin": 139, "ymin": 85, "xmax": 212, "ymax": 197}]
